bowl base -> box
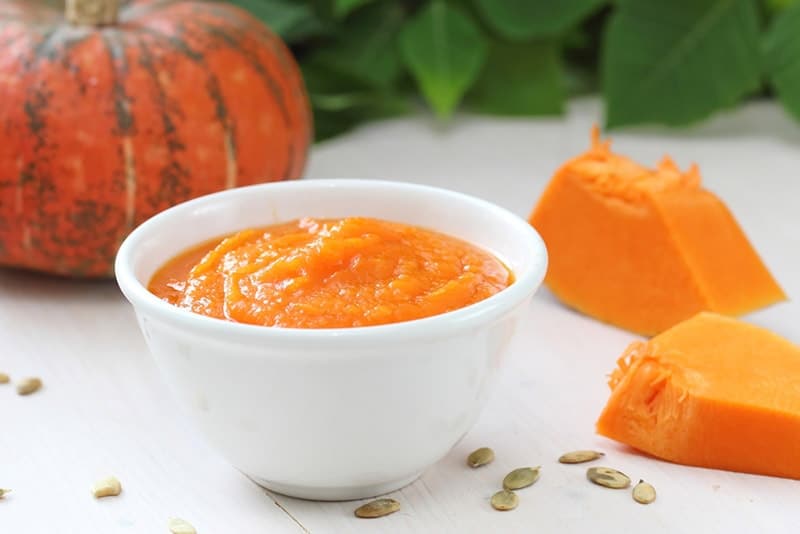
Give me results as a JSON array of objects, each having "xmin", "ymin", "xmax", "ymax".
[{"xmin": 251, "ymin": 471, "xmax": 423, "ymax": 501}]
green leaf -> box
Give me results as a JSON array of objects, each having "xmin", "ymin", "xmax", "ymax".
[
  {"xmin": 765, "ymin": 0, "xmax": 799, "ymax": 16},
  {"xmin": 472, "ymin": 0, "xmax": 607, "ymax": 40},
  {"xmin": 399, "ymin": 1, "xmax": 488, "ymax": 118},
  {"xmin": 311, "ymin": 3, "xmax": 405, "ymax": 88},
  {"xmin": 313, "ymin": 110, "xmax": 360, "ymax": 142},
  {"xmin": 302, "ymin": 60, "xmax": 358, "ymax": 95},
  {"xmin": 467, "ymin": 41, "xmax": 564, "ymax": 115},
  {"xmin": 312, "ymin": 92, "xmax": 411, "ymax": 141},
  {"xmin": 301, "ymin": 61, "xmax": 411, "ymax": 141},
  {"xmin": 333, "ymin": 0, "xmax": 374, "ymax": 18},
  {"xmin": 313, "ymin": 95, "xmax": 409, "ymax": 141},
  {"xmin": 228, "ymin": 0, "xmax": 324, "ymax": 42},
  {"xmin": 764, "ymin": 1, "xmax": 800, "ymax": 121},
  {"xmin": 602, "ymin": 0, "xmax": 761, "ymax": 128}
]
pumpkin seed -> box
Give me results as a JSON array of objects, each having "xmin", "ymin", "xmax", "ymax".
[
  {"xmin": 92, "ymin": 476, "xmax": 122, "ymax": 498},
  {"xmin": 0, "ymin": 488, "xmax": 10, "ymax": 499},
  {"xmin": 168, "ymin": 518, "xmax": 197, "ymax": 534},
  {"xmin": 354, "ymin": 498, "xmax": 400, "ymax": 518},
  {"xmin": 467, "ymin": 447, "xmax": 495, "ymax": 468},
  {"xmin": 502, "ymin": 466, "xmax": 540, "ymax": 490},
  {"xmin": 0, "ymin": 373, "xmax": 9, "ymax": 384},
  {"xmin": 490, "ymin": 489, "xmax": 518, "ymax": 511},
  {"xmin": 632, "ymin": 479, "xmax": 656, "ymax": 504},
  {"xmin": 558, "ymin": 450, "xmax": 604, "ymax": 464},
  {"xmin": 16, "ymin": 377, "xmax": 42, "ymax": 396},
  {"xmin": 586, "ymin": 466, "xmax": 631, "ymax": 489}
]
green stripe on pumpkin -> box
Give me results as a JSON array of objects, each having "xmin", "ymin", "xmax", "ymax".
[
  {"xmin": 134, "ymin": 35, "xmax": 192, "ymax": 205},
  {"xmin": 134, "ymin": 24, "xmax": 239, "ymax": 188},
  {"xmin": 101, "ymin": 29, "xmax": 136, "ymax": 135}
]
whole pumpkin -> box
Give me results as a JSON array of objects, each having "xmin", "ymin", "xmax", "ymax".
[{"xmin": 0, "ymin": 0, "xmax": 312, "ymax": 277}]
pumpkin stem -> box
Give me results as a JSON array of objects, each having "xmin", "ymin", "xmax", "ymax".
[{"xmin": 66, "ymin": 0, "xmax": 120, "ymax": 26}]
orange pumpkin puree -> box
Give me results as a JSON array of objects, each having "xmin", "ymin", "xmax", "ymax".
[{"xmin": 148, "ymin": 217, "xmax": 513, "ymax": 328}]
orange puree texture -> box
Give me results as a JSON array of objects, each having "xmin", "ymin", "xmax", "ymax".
[{"xmin": 148, "ymin": 217, "xmax": 513, "ymax": 328}]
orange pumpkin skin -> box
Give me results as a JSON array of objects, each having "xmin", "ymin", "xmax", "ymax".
[{"xmin": 0, "ymin": 0, "xmax": 312, "ymax": 277}]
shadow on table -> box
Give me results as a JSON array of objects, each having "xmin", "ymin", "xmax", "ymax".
[{"xmin": 0, "ymin": 267, "xmax": 122, "ymax": 303}]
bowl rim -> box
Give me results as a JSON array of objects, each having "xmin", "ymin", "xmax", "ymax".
[{"xmin": 115, "ymin": 179, "xmax": 548, "ymax": 346}]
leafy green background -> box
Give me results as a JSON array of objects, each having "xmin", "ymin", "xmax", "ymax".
[{"xmin": 227, "ymin": 0, "xmax": 800, "ymax": 140}]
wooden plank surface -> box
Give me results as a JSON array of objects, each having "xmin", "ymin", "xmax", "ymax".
[{"xmin": 3, "ymin": 99, "xmax": 798, "ymax": 533}]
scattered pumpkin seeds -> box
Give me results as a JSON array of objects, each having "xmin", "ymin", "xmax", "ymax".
[
  {"xmin": 558, "ymin": 450, "xmax": 605, "ymax": 464},
  {"xmin": 92, "ymin": 476, "xmax": 122, "ymax": 498},
  {"xmin": 467, "ymin": 447, "xmax": 495, "ymax": 468},
  {"xmin": 632, "ymin": 479, "xmax": 656, "ymax": 504},
  {"xmin": 16, "ymin": 377, "xmax": 42, "ymax": 396},
  {"xmin": 0, "ymin": 488, "xmax": 10, "ymax": 499},
  {"xmin": 586, "ymin": 466, "xmax": 631, "ymax": 489},
  {"xmin": 490, "ymin": 489, "xmax": 518, "ymax": 511},
  {"xmin": 0, "ymin": 373, "xmax": 9, "ymax": 384},
  {"xmin": 168, "ymin": 518, "xmax": 197, "ymax": 534},
  {"xmin": 354, "ymin": 498, "xmax": 400, "ymax": 518},
  {"xmin": 502, "ymin": 466, "xmax": 541, "ymax": 490}
]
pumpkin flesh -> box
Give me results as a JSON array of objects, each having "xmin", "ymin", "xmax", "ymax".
[
  {"xmin": 529, "ymin": 129, "xmax": 785, "ymax": 335},
  {"xmin": 597, "ymin": 312, "xmax": 800, "ymax": 479}
]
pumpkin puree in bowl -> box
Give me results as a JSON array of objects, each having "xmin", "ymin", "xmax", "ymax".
[{"xmin": 148, "ymin": 217, "xmax": 513, "ymax": 328}]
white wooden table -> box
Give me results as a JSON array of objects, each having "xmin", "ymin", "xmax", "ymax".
[{"xmin": 3, "ymin": 99, "xmax": 799, "ymax": 533}]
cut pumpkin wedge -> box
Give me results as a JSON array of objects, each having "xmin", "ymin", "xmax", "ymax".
[
  {"xmin": 596, "ymin": 312, "xmax": 800, "ymax": 479},
  {"xmin": 529, "ymin": 128, "xmax": 785, "ymax": 335}
]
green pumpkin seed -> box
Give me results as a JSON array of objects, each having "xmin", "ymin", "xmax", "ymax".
[
  {"xmin": 502, "ymin": 466, "xmax": 540, "ymax": 490},
  {"xmin": 558, "ymin": 450, "xmax": 605, "ymax": 464},
  {"xmin": 587, "ymin": 466, "xmax": 631, "ymax": 489},
  {"xmin": 490, "ymin": 489, "xmax": 518, "ymax": 511},
  {"xmin": 354, "ymin": 498, "xmax": 400, "ymax": 518},
  {"xmin": 632, "ymin": 479, "xmax": 656, "ymax": 504},
  {"xmin": 0, "ymin": 488, "xmax": 10, "ymax": 499},
  {"xmin": 467, "ymin": 447, "xmax": 495, "ymax": 468}
]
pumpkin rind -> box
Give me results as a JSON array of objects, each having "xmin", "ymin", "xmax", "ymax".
[{"xmin": 0, "ymin": 0, "xmax": 312, "ymax": 276}]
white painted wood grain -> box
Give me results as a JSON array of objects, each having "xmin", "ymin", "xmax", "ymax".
[
  {"xmin": 3, "ymin": 98, "xmax": 798, "ymax": 533},
  {"xmin": 0, "ymin": 277, "xmax": 304, "ymax": 533}
]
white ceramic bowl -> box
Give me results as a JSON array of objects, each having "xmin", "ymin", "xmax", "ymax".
[{"xmin": 115, "ymin": 179, "xmax": 547, "ymax": 500}]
